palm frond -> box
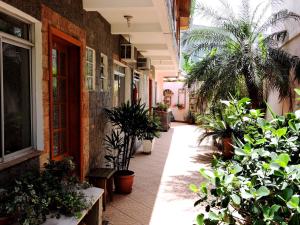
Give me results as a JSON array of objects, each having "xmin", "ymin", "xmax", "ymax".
[
  {"xmin": 240, "ymin": 0, "xmax": 250, "ymax": 22},
  {"xmin": 194, "ymin": 3, "xmax": 233, "ymax": 25},
  {"xmin": 257, "ymin": 10, "xmax": 300, "ymax": 34},
  {"xmin": 182, "ymin": 28, "xmax": 230, "ymax": 46},
  {"xmin": 264, "ymin": 30, "xmax": 288, "ymax": 45}
]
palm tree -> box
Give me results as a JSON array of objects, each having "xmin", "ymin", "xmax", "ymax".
[{"xmin": 183, "ymin": 0, "xmax": 300, "ymax": 108}]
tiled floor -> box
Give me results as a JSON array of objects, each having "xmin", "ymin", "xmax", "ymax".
[{"xmin": 103, "ymin": 123, "xmax": 215, "ymax": 225}]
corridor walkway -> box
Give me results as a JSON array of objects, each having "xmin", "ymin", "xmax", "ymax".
[{"xmin": 103, "ymin": 123, "xmax": 214, "ymax": 225}]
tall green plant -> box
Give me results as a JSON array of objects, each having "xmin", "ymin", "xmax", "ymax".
[
  {"xmin": 183, "ymin": 0, "xmax": 300, "ymax": 108},
  {"xmin": 105, "ymin": 100, "xmax": 159, "ymax": 171}
]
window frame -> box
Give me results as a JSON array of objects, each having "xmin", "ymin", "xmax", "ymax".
[
  {"xmin": 86, "ymin": 46, "xmax": 96, "ymax": 91},
  {"xmin": 0, "ymin": 21, "xmax": 34, "ymax": 162},
  {"xmin": 113, "ymin": 62, "xmax": 126, "ymax": 107},
  {"xmin": 100, "ymin": 53, "xmax": 108, "ymax": 92}
]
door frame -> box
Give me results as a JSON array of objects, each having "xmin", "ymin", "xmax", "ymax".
[{"xmin": 48, "ymin": 26, "xmax": 84, "ymax": 180}]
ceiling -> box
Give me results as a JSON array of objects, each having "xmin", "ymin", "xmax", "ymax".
[{"xmin": 83, "ymin": 0, "xmax": 180, "ymax": 76}]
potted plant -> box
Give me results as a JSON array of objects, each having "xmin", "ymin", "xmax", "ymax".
[
  {"xmin": 141, "ymin": 116, "xmax": 161, "ymax": 154},
  {"xmin": 185, "ymin": 111, "xmax": 196, "ymax": 124},
  {"xmin": 153, "ymin": 103, "xmax": 171, "ymax": 131},
  {"xmin": 104, "ymin": 100, "xmax": 152, "ymax": 194},
  {"xmin": 198, "ymin": 112, "xmax": 234, "ymax": 159}
]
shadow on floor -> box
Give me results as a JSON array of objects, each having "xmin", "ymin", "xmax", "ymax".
[{"xmin": 103, "ymin": 128, "xmax": 175, "ymax": 225}]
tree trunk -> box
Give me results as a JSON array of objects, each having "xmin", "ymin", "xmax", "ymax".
[{"xmin": 243, "ymin": 69, "xmax": 263, "ymax": 108}]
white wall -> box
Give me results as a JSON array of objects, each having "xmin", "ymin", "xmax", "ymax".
[
  {"xmin": 163, "ymin": 82, "xmax": 190, "ymax": 122},
  {"xmin": 267, "ymin": 0, "xmax": 300, "ymax": 115}
]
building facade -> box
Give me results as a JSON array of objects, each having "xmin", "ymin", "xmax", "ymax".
[{"xmin": 0, "ymin": 0, "xmax": 190, "ymax": 185}]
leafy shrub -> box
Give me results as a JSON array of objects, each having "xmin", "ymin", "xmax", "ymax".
[
  {"xmin": 191, "ymin": 97, "xmax": 300, "ymax": 225},
  {"xmin": 2, "ymin": 158, "xmax": 89, "ymax": 225},
  {"xmin": 155, "ymin": 102, "xmax": 168, "ymax": 112}
]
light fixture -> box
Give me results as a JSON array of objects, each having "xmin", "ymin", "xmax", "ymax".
[
  {"xmin": 124, "ymin": 15, "xmax": 133, "ymax": 43},
  {"xmin": 124, "ymin": 15, "xmax": 133, "ymax": 28}
]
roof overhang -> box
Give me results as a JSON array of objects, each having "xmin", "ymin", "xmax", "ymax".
[{"xmin": 83, "ymin": 0, "xmax": 180, "ymax": 75}]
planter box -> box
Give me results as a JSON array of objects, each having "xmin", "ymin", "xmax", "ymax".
[
  {"xmin": 142, "ymin": 139, "xmax": 155, "ymax": 154},
  {"xmin": 154, "ymin": 110, "xmax": 171, "ymax": 131},
  {"xmin": 42, "ymin": 187, "xmax": 104, "ymax": 225}
]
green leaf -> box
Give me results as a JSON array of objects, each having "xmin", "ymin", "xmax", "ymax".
[
  {"xmin": 208, "ymin": 211, "xmax": 221, "ymax": 221},
  {"xmin": 230, "ymin": 164, "xmax": 242, "ymax": 174},
  {"xmin": 241, "ymin": 189, "xmax": 253, "ymax": 199},
  {"xmin": 282, "ymin": 188, "xmax": 294, "ymax": 201},
  {"xmin": 262, "ymin": 163, "xmax": 270, "ymax": 170},
  {"xmin": 244, "ymin": 134, "xmax": 254, "ymax": 144},
  {"xmin": 274, "ymin": 127, "xmax": 287, "ymax": 138},
  {"xmin": 199, "ymin": 168, "xmax": 214, "ymax": 180},
  {"xmin": 287, "ymin": 195, "xmax": 300, "ymax": 209},
  {"xmin": 224, "ymin": 174, "xmax": 234, "ymax": 185},
  {"xmin": 288, "ymin": 120, "xmax": 297, "ymax": 131},
  {"xmin": 270, "ymin": 204, "xmax": 280, "ymax": 214},
  {"xmin": 231, "ymin": 194, "xmax": 241, "ymax": 205},
  {"xmin": 274, "ymin": 153, "xmax": 291, "ymax": 168},
  {"xmin": 200, "ymin": 183, "xmax": 208, "ymax": 194},
  {"xmin": 255, "ymin": 138, "xmax": 267, "ymax": 145},
  {"xmin": 196, "ymin": 214, "xmax": 204, "ymax": 225},
  {"xmin": 256, "ymin": 186, "xmax": 270, "ymax": 199},
  {"xmin": 189, "ymin": 184, "xmax": 199, "ymax": 193}
]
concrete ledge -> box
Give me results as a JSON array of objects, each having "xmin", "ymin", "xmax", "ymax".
[
  {"xmin": 0, "ymin": 150, "xmax": 41, "ymax": 172},
  {"xmin": 43, "ymin": 187, "xmax": 104, "ymax": 225}
]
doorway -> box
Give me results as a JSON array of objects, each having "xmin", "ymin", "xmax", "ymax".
[{"xmin": 49, "ymin": 28, "xmax": 81, "ymax": 176}]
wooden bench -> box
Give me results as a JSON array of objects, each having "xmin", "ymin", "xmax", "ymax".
[
  {"xmin": 87, "ymin": 168, "xmax": 116, "ymax": 211},
  {"xmin": 43, "ymin": 187, "xmax": 104, "ymax": 225}
]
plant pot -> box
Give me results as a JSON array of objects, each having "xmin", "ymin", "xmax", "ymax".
[
  {"xmin": 142, "ymin": 139, "xmax": 154, "ymax": 154},
  {"xmin": 222, "ymin": 137, "xmax": 234, "ymax": 159},
  {"xmin": 114, "ymin": 170, "xmax": 135, "ymax": 194},
  {"xmin": 153, "ymin": 110, "xmax": 171, "ymax": 131},
  {"xmin": 0, "ymin": 216, "xmax": 13, "ymax": 225}
]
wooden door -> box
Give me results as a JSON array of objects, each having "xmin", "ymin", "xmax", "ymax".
[{"xmin": 51, "ymin": 39, "xmax": 69, "ymax": 160}]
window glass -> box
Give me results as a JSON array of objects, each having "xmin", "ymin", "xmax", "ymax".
[
  {"xmin": 86, "ymin": 47, "xmax": 95, "ymax": 91},
  {"xmin": 100, "ymin": 54, "xmax": 108, "ymax": 91},
  {"xmin": 3, "ymin": 42, "xmax": 31, "ymax": 155},
  {"xmin": 0, "ymin": 12, "xmax": 29, "ymax": 40}
]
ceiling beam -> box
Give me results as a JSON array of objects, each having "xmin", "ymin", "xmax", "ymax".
[
  {"xmin": 111, "ymin": 23, "xmax": 162, "ymax": 34},
  {"xmin": 144, "ymin": 55, "xmax": 172, "ymax": 60},
  {"xmin": 83, "ymin": 0, "xmax": 153, "ymax": 10},
  {"xmin": 135, "ymin": 44, "xmax": 168, "ymax": 50},
  {"xmin": 152, "ymin": 60, "xmax": 174, "ymax": 65}
]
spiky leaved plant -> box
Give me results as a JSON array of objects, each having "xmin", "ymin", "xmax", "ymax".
[
  {"xmin": 104, "ymin": 100, "xmax": 152, "ymax": 171},
  {"xmin": 183, "ymin": 0, "xmax": 300, "ymax": 109}
]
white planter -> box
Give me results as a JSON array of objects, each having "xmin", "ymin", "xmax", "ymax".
[{"xmin": 142, "ymin": 139, "xmax": 155, "ymax": 154}]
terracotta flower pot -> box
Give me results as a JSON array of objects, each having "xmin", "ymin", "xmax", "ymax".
[
  {"xmin": 114, "ymin": 170, "xmax": 135, "ymax": 194},
  {"xmin": 222, "ymin": 137, "xmax": 234, "ymax": 159}
]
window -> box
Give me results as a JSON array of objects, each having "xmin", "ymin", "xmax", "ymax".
[
  {"xmin": 86, "ymin": 47, "xmax": 95, "ymax": 91},
  {"xmin": 0, "ymin": 12, "xmax": 33, "ymax": 161},
  {"xmin": 100, "ymin": 54, "xmax": 108, "ymax": 92},
  {"xmin": 113, "ymin": 63, "xmax": 126, "ymax": 107}
]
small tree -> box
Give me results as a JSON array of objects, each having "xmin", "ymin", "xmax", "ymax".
[{"xmin": 183, "ymin": 0, "xmax": 300, "ymax": 108}]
